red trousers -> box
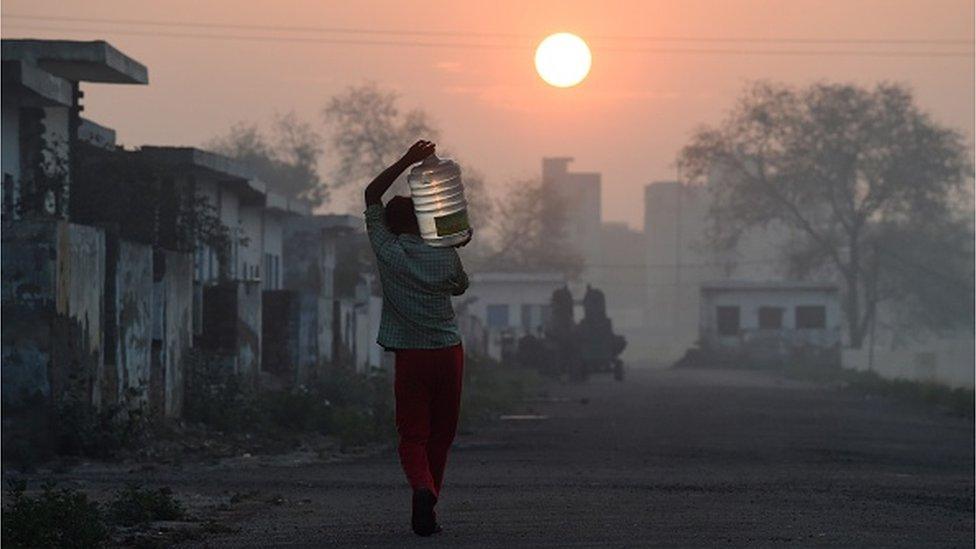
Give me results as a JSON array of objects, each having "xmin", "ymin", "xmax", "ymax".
[{"xmin": 394, "ymin": 344, "xmax": 464, "ymax": 498}]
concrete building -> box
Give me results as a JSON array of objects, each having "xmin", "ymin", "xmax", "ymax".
[
  {"xmin": 1, "ymin": 39, "xmax": 158, "ymax": 413},
  {"xmin": 542, "ymin": 157, "xmax": 601, "ymax": 262},
  {"xmin": 460, "ymin": 271, "xmax": 567, "ymax": 360},
  {"xmin": 2, "ymin": 40, "xmax": 148, "ymax": 219},
  {"xmin": 698, "ymin": 281, "xmax": 842, "ymax": 365},
  {"xmin": 644, "ymin": 180, "xmax": 786, "ymax": 364},
  {"xmin": 137, "ymin": 146, "xmax": 269, "ymax": 383},
  {"xmin": 273, "ymin": 213, "xmax": 389, "ymax": 380}
]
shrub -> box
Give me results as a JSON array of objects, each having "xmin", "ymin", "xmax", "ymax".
[
  {"xmin": 2, "ymin": 385, "xmax": 151, "ymax": 467},
  {"xmin": 52, "ymin": 387, "xmax": 152, "ymax": 459},
  {"xmin": 109, "ymin": 484, "xmax": 186, "ymax": 527},
  {"xmin": 2, "ymin": 481, "xmax": 110, "ymax": 549},
  {"xmin": 184, "ymin": 351, "xmax": 396, "ymax": 447}
]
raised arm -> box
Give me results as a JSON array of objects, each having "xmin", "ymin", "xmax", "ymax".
[{"xmin": 364, "ymin": 140, "xmax": 436, "ymax": 206}]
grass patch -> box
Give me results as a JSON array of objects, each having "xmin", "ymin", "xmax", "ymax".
[
  {"xmin": 783, "ymin": 364, "xmax": 974, "ymax": 419},
  {"xmin": 461, "ymin": 355, "xmax": 542, "ymax": 431}
]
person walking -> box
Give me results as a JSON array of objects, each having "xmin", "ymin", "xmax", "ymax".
[{"xmin": 363, "ymin": 140, "xmax": 470, "ymax": 536}]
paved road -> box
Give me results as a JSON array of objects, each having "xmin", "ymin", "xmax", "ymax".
[
  {"xmin": 160, "ymin": 367, "xmax": 970, "ymax": 547},
  {"xmin": 40, "ymin": 367, "xmax": 968, "ymax": 547}
]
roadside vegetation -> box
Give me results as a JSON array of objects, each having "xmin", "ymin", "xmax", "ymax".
[
  {"xmin": 2, "ymin": 482, "xmax": 187, "ymax": 548},
  {"xmin": 2, "ymin": 354, "xmax": 540, "ymax": 545},
  {"xmin": 781, "ymin": 364, "xmax": 974, "ymax": 419},
  {"xmin": 675, "ymin": 347, "xmax": 973, "ymax": 419},
  {"xmin": 183, "ymin": 350, "xmax": 541, "ymax": 448},
  {"xmin": 2, "ymin": 349, "xmax": 541, "ymax": 471}
]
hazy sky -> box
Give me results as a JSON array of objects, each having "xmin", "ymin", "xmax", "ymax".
[{"xmin": 3, "ymin": 0, "xmax": 973, "ymax": 228}]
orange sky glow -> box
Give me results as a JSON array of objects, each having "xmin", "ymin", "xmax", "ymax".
[{"xmin": 3, "ymin": 0, "xmax": 973, "ymax": 228}]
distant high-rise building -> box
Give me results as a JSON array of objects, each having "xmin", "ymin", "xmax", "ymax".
[
  {"xmin": 542, "ymin": 157, "xmax": 601, "ymax": 262},
  {"xmin": 643, "ymin": 179, "xmax": 787, "ymax": 363}
]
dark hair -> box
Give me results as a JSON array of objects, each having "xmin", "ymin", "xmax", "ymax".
[{"xmin": 385, "ymin": 196, "xmax": 420, "ymax": 236}]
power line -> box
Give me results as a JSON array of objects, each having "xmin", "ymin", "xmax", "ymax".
[
  {"xmin": 5, "ymin": 13, "xmax": 972, "ymax": 46},
  {"xmin": 0, "ymin": 24, "xmax": 522, "ymax": 51},
  {"xmin": 4, "ymin": 23, "xmax": 972, "ymax": 58},
  {"xmin": 1, "ymin": 13, "xmax": 527, "ymax": 40}
]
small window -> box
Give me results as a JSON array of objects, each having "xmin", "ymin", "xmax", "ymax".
[
  {"xmin": 758, "ymin": 307, "xmax": 783, "ymax": 329},
  {"xmin": 795, "ymin": 305, "xmax": 826, "ymax": 329},
  {"xmin": 716, "ymin": 306, "xmax": 740, "ymax": 336},
  {"xmin": 487, "ymin": 304, "xmax": 510, "ymax": 329}
]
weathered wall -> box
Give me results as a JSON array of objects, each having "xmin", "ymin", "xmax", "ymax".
[
  {"xmin": 298, "ymin": 292, "xmax": 332, "ymax": 382},
  {"xmin": 237, "ymin": 281, "xmax": 262, "ymax": 381},
  {"xmin": 1, "ymin": 220, "xmax": 104, "ymax": 407},
  {"xmin": 114, "ymin": 239, "xmax": 153, "ymax": 404},
  {"xmin": 262, "ymin": 289, "xmax": 298, "ymax": 382},
  {"xmin": 200, "ymin": 281, "xmax": 262, "ymax": 386},
  {"xmin": 2, "ymin": 221, "xmax": 59, "ymax": 404},
  {"xmin": 262, "ymin": 290, "xmax": 330, "ymax": 386},
  {"xmin": 161, "ymin": 251, "xmax": 193, "ymax": 417},
  {"xmin": 239, "ymin": 204, "xmax": 263, "ymax": 281}
]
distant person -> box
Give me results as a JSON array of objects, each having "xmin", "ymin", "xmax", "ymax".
[{"xmin": 363, "ymin": 140, "xmax": 471, "ymax": 537}]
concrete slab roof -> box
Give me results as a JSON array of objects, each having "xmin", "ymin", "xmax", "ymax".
[
  {"xmin": 287, "ymin": 199, "xmax": 312, "ymax": 216},
  {"xmin": 138, "ymin": 146, "xmax": 265, "ymax": 202},
  {"xmin": 700, "ymin": 280, "xmax": 839, "ymax": 292},
  {"xmin": 140, "ymin": 146, "xmax": 250, "ymax": 180},
  {"xmin": 257, "ymin": 191, "xmax": 312, "ymax": 216},
  {"xmin": 2, "ymin": 59, "xmax": 72, "ymax": 107},
  {"xmin": 264, "ymin": 191, "xmax": 290, "ymax": 213},
  {"xmin": 2, "ymin": 39, "xmax": 148, "ymax": 84},
  {"xmin": 78, "ymin": 118, "xmax": 116, "ymax": 150}
]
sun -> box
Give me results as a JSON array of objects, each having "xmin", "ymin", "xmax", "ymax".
[{"xmin": 534, "ymin": 32, "xmax": 592, "ymax": 88}]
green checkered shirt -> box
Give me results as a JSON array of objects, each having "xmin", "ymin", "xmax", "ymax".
[{"xmin": 364, "ymin": 203, "xmax": 468, "ymax": 350}]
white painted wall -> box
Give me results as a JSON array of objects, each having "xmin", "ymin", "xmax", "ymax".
[
  {"xmin": 699, "ymin": 286, "xmax": 842, "ymax": 348},
  {"xmin": 843, "ymin": 330, "xmax": 975, "ymax": 389},
  {"xmin": 238, "ymin": 204, "xmax": 263, "ymax": 282},
  {"xmin": 193, "ymin": 177, "xmax": 220, "ymax": 284},
  {"xmin": 261, "ymin": 212, "xmax": 283, "ymax": 290},
  {"xmin": 460, "ymin": 272, "xmax": 566, "ymax": 360}
]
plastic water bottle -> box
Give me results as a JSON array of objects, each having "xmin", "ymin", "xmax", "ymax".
[{"xmin": 407, "ymin": 155, "xmax": 472, "ymax": 247}]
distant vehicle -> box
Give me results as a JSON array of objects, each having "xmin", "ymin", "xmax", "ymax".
[{"xmin": 516, "ymin": 285, "xmax": 626, "ymax": 382}]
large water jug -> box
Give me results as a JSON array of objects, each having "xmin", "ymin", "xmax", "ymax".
[{"xmin": 407, "ymin": 155, "xmax": 472, "ymax": 247}]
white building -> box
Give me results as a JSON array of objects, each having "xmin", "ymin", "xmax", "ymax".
[
  {"xmin": 459, "ymin": 271, "xmax": 566, "ymax": 360},
  {"xmin": 137, "ymin": 147, "xmax": 263, "ymax": 286},
  {"xmin": 699, "ymin": 281, "xmax": 842, "ymax": 362}
]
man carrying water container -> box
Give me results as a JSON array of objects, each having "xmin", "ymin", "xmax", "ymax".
[{"xmin": 363, "ymin": 140, "xmax": 471, "ymax": 536}]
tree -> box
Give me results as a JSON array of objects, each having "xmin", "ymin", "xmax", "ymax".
[
  {"xmin": 678, "ymin": 81, "xmax": 973, "ymax": 348},
  {"xmin": 322, "ymin": 82, "xmax": 495, "ymax": 247},
  {"xmin": 483, "ymin": 177, "xmax": 583, "ymax": 277},
  {"xmin": 323, "ymin": 83, "xmax": 438, "ymax": 198},
  {"xmin": 207, "ymin": 112, "xmax": 326, "ymax": 207}
]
